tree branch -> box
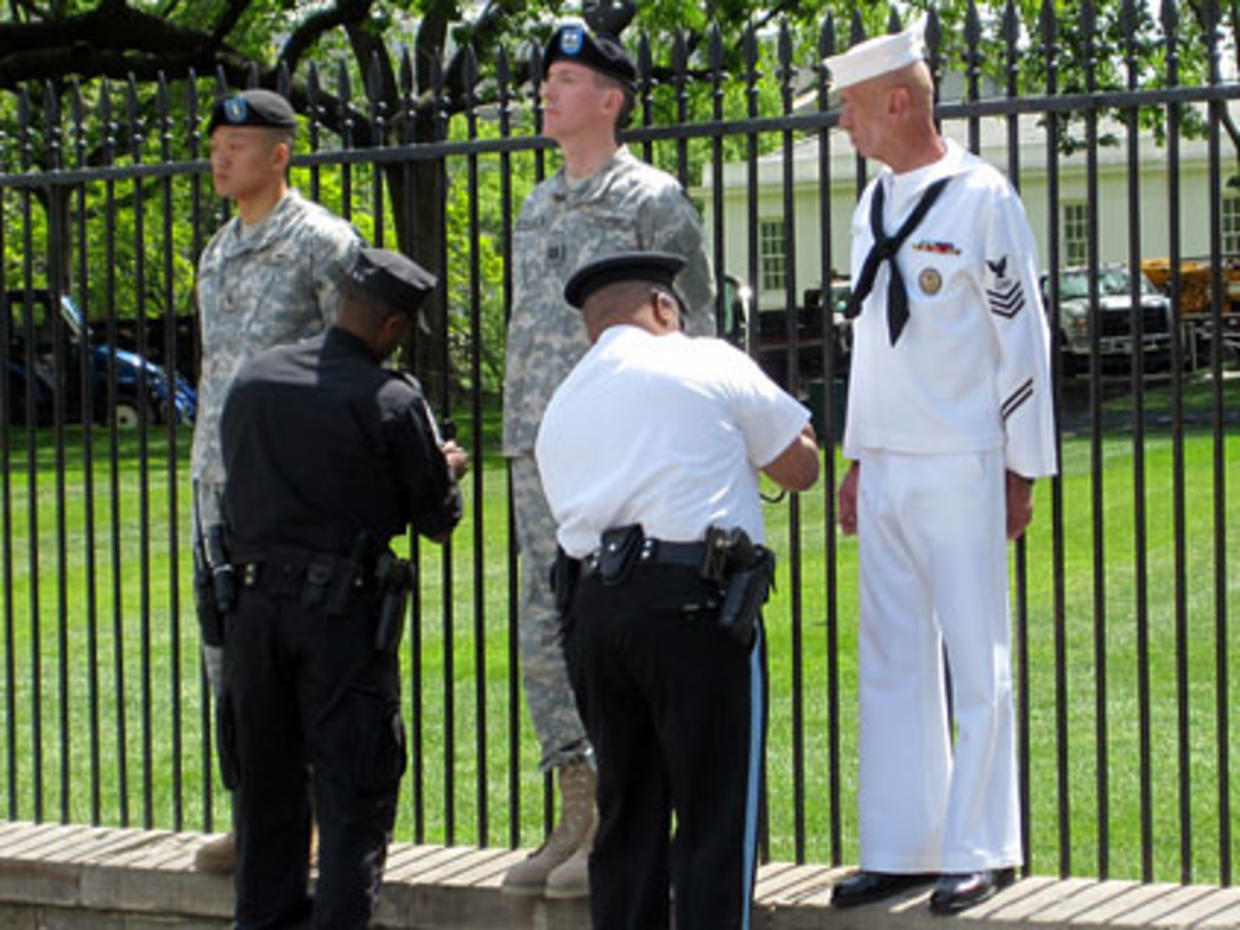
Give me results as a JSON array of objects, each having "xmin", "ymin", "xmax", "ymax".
[
  {"xmin": 277, "ymin": 0, "xmax": 375, "ymax": 79},
  {"xmin": 346, "ymin": 20, "xmax": 397, "ymax": 104},
  {"xmin": 210, "ymin": 0, "xmax": 252, "ymax": 44},
  {"xmin": 0, "ymin": 1, "xmax": 231, "ymax": 87}
]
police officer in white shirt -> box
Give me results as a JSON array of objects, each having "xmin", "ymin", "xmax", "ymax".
[
  {"xmin": 826, "ymin": 26, "xmax": 1057, "ymax": 915},
  {"xmin": 535, "ymin": 251, "xmax": 819, "ymax": 930}
]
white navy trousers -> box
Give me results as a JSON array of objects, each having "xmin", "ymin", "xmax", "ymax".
[{"xmin": 856, "ymin": 448, "xmax": 1021, "ymax": 873}]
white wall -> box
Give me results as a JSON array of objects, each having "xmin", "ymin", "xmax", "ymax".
[{"xmin": 697, "ymin": 115, "xmax": 1230, "ymax": 311}]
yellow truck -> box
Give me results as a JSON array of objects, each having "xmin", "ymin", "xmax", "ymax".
[{"xmin": 1141, "ymin": 257, "xmax": 1240, "ymax": 361}]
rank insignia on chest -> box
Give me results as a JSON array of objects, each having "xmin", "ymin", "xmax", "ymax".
[
  {"xmin": 918, "ymin": 267, "xmax": 943, "ymax": 296},
  {"xmin": 547, "ymin": 243, "xmax": 564, "ymax": 263},
  {"xmin": 912, "ymin": 240, "xmax": 961, "ymax": 255}
]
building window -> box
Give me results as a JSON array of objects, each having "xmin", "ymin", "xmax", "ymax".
[
  {"xmin": 1223, "ymin": 197, "xmax": 1240, "ymax": 255},
  {"xmin": 1063, "ymin": 202, "xmax": 1088, "ymax": 267},
  {"xmin": 760, "ymin": 219, "xmax": 787, "ymax": 291}
]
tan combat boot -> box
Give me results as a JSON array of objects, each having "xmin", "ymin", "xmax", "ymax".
[
  {"xmin": 193, "ymin": 831, "xmax": 236, "ymax": 874},
  {"xmin": 193, "ymin": 821, "xmax": 319, "ymax": 875},
  {"xmin": 501, "ymin": 760, "xmax": 596, "ymax": 897},
  {"xmin": 543, "ymin": 802, "xmax": 596, "ymax": 899}
]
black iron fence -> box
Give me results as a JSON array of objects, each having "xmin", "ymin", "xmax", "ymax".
[{"xmin": 0, "ymin": 1, "xmax": 1237, "ymax": 887}]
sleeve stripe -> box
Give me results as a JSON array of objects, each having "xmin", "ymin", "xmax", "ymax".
[{"xmin": 1001, "ymin": 378, "xmax": 1035, "ymax": 421}]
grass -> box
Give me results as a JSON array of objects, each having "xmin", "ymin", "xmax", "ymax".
[{"xmin": 0, "ymin": 376, "xmax": 1236, "ymax": 885}]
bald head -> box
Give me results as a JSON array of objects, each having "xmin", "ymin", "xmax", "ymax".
[{"xmin": 581, "ymin": 279, "xmax": 681, "ymax": 342}]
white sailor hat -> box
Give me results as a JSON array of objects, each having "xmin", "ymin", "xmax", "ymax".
[{"xmin": 823, "ymin": 25, "xmax": 925, "ymax": 90}]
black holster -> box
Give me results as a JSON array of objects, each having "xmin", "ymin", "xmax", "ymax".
[
  {"xmin": 596, "ymin": 523, "xmax": 644, "ymax": 585},
  {"xmin": 373, "ymin": 551, "xmax": 414, "ymax": 653},
  {"xmin": 194, "ymin": 523, "xmax": 234, "ymax": 647},
  {"xmin": 702, "ymin": 525, "xmax": 776, "ymax": 649},
  {"xmin": 549, "ymin": 547, "xmax": 581, "ymax": 614},
  {"xmin": 326, "ymin": 531, "xmax": 370, "ymax": 617}
]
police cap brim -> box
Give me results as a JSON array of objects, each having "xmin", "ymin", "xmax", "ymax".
[{"xmin": 564, "ymin": 251, "xmax": 686, "ymax": 310}]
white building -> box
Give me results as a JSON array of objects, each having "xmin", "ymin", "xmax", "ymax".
[{"xmin": 697, "ymin": 101, "xmax": 1240, "ymax": 311}]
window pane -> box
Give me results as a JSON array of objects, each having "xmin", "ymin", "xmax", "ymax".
[
  {"xmin": 1063, "ymin": 202, "xmax": 1087, "ymax": 267},
  {"xmin": 1223, "ymin": 197, "xmax": 1240, "ymax": 254},
  {"xmin": 760, "ymin": 219, "xmax": 786, "ymax": 291}
]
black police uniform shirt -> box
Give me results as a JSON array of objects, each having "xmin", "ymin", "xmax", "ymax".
[{"xmin": 220, "ymin": 326, "xmax": 460, "ymax": 557}]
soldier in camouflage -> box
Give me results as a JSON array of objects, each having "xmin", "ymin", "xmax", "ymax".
[
  {"xmin": 501, "ymin": 23, "xmax": 715, "ymax": 900},
  {"xmin": 191, "ymin": 88, "xmax": 362, "ymax": 875}
]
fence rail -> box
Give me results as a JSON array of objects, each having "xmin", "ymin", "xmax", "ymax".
[{"xmin": 0, "ymin": 1, "xmax": 1237, "ymax": 888}]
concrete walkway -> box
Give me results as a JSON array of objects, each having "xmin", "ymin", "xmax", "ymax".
[{"xmin": 0, "ymin": 821, "xmax": 1235, "ymax": 928}]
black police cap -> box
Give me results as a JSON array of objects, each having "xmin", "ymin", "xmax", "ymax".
[
  {"xmin": 207, "ymin": 89, "xmax": 297, "ymax": 136},
  {"xmin": 544, "ymin": 24, "xmax": 637, "ymax": 92},
  {"xmin": 346, "ymin": 248, "xmax": 438, "ymax": 317},
  {"xmin": 564, "ymin": 251, "xmax": 686, "ymax": 310}
]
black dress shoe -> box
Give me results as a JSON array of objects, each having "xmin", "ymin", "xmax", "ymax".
[
  {"xmin": 830, "ymin": 870, "xmax": 937, "ymax": 908},
  {"xmin": 928, "ymin": 867, "xmax": 1016, "ymax": 915}
]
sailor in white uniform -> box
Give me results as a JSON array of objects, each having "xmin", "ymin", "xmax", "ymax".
[{"xmin": 826, "ymin": 25, "xmax": 1057, "ymax": 915}]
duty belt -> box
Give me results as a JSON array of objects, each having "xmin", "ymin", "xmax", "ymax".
[
  {"xmin": 567, "ymin": 524, "xmax": 775, "ymax": 648},
  {"xmin": 601, "ymin": 537, "xmax": 705, "ymax": 570},
  {"xmin": 234, "ymin": 543, "xmax": 369, "ymax": 610},
  {"xmin": 580, "ymin": 536, "xmax": 708, "ymax": 581}
]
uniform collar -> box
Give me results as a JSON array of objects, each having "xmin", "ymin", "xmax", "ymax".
[
  {"xmin": 325, "ymin": 325, "xmax": 382, "ymax": 362},
  {"xmin": 219, "ymin": 189, "xmax": 305, "ymax": 259},
  {"xmin": 882, "ymin": 138, "xmax": 970, "ymax": 213},
  {"xmin": 548, "ymin": 146, "xmax": 635, "ymax": 202}
]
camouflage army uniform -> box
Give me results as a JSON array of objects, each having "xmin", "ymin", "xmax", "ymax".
[
  {"xmin": 192, "ymin": 189, "xmax": 361, "ymax": 691},
  {"xmin": 503, "ymin": 146, "xmax": 715, "ymax": 771}
]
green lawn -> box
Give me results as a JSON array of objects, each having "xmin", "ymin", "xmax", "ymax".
[{"xmin": 0, "ymin": 378, "xmax": 1236, "ymax": 883}]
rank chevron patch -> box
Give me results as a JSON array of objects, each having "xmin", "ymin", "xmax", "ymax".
[
  {"xmin": 986, "ymin": 279, "xmax": 1025, "ymax": 318},
  {"xmin": 1001, "ymin": 378, "xmax": 1034, "ymax": 421}
]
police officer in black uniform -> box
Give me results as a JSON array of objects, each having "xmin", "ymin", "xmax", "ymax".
[{"xmin": 218, "ymin": 248, "xmax": 467, "ymax": 929}]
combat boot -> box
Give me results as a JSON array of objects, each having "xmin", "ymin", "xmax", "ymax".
[
  {"xmin": 193, "ymin": 831, "xmax": 236, "ymax": 874},
  {"xmin": 501, "ymin": 759, "xmax": 596, "ymax": 897},
  {"xmin": 543, "ymin": 804, "xmax": 596, "ymax": 899},
  {"xmin": 194, "ymin": 821, "xmax": 319, "ymax": 876}
]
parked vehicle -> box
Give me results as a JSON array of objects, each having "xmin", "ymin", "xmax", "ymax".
[
  {"xmin": 1141, "ymin": 256, "xmax": 1240, "ymax": 364},
  {"xmin": 1040, "ymin": 266, "xmax": 1174, "ymax": 376},
  {"xmin": 747, "ymin": 281, "xmax": 852, "ymax": 388},
  {"xmin": 3, "ymin": 289, "xmax": 196, "ymax": 427},
  {"xmin": 719, "ymin": 279, "xmax": 851, "ymax": 442}
]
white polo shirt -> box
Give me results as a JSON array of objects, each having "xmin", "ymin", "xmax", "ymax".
[{"xmin": 535, "ymin": 325, "xmax": 810, "ymax": 558}]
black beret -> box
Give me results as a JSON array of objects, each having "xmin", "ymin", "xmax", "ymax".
[
  {"xmin": 564, "ymin": 251, "xmax": 686, "ymax": 310},
  {"xmin": 346, "ymin": 248, "xmax": 437, "ymax": 317},
  {"xmin": 543, "ymin": 24, "xmax": 637, "ymax": 91},
  {"xmin": 207, "ymin": 89, "xmax": 297, "ymax": 136}
]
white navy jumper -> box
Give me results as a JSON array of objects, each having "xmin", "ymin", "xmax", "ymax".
[
  {"xmin": 537, "ymin": 326, "xmax": 808, "ymax": 930},
  {"xmin": 843, "ymin": 138, "xmax": 1056, "ymax": 874}
]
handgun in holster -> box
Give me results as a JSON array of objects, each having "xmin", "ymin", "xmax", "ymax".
[
  {"xmin": 194, "ymin": 523, "xmax": 235, "ymax": 647},
  {"xmin": 702, "ymin": 525, "xmax": 776, "ymax": 649},
  {"xmin": 373, "ymin": 551, "xmax": 414, "ymax": 653}
]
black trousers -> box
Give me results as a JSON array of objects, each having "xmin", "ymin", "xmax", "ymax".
[
  {"xmin": 220, "ymin": 585, "xmax": 406, "ymax": 930},
  {"xmin": 565, "ymin": 563, "xmax": 767, "ymax": 930}
]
